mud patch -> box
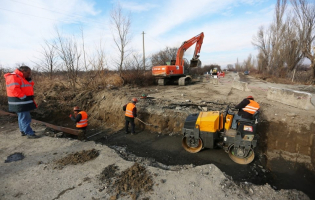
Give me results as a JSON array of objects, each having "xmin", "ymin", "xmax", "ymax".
[
  {"xmin": 54, "ymin": 149, "xmax": 99, "ymax": 169},
  {"xmin": 5, "ymin": 152, "xmax": 24, "ymax": 163},
  {"xmin": 101, "ymin": 163, "xmax": 154, "ymax": 200}
]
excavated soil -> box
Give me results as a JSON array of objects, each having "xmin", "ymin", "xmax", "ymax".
[
  {"xmin": 109, "ymin": 163, "xmax": 154, "ymax": 200},
  {"xmin": 54, "ymin": 149, "xmax": 99, "ymax": 169},
  {"xmin": 98, "ymin": 163, "xmax": 154, "ymax": 200}
]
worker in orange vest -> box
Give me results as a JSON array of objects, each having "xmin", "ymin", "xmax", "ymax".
[
  {"xmin": 70, "ymin": 106, "xmax": 88, "ymax": 136},
  {"xmin": 123, "ymin": 98, "xmax": 138, "ymax": 135},
  {"xmin": 4, "ymin": 66, "xmax": 39, "ymax": 139},
  {"xmin": 231, "ymin": 96, "xmax": 260, "ymax": 129}
]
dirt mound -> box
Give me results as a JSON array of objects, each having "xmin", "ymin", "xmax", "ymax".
[
  {"xmin": 54, "ymin": 149, "xmax": 99, "ymax": 169},
  {"xmin": 99, "ymin": 163, "xmax": 154, "ymax": 200},
  {"xmin": 99, "ymin": 164, "xmax": 119, "ymax": 184}
]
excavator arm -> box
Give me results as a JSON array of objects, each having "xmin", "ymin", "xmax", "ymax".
[{"xmin": 175, "ymin": 32, "xmax": 204, "ymax": 67}]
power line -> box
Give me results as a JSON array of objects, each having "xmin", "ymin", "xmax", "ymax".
[
  {"xmin": 8, "ymin": 0, "xmax": 101, "ymax": 24},
  {"xmin": 0, "ymin": 7, "xmax": 107, "ymax": 29},
  {"xmin": 0, "ymin": 7, "xmax": 75, "ymax": 23},
  {"xmin": 146, "ymin": 34, "xmax": 168, "ymax": 48}
]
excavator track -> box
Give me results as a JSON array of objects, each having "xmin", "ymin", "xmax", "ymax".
[{"xmin": 178, "ymin": 76, "xmax": 192, "ymax": 86}]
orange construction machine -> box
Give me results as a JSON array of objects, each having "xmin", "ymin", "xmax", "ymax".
[{"xmin": 152, "ymin": 32, "xmax": 204, "ymax": 86}]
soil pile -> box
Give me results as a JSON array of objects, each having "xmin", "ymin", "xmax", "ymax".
[
  {"xmin": 99, "ymin": 163, "xmax": 154, "ymax": 200},
  {"xmin": 54, "ymin": 149, "xmax": 99, "ymax": 169}
]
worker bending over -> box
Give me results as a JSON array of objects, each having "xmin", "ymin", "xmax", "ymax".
[
  {"xmin": 123, "ymin": 98, "xmax": 138, "ymax": 135},
  {"xmin": 70, "ymin": 106, "xmax": 88, "ymax": 137}
]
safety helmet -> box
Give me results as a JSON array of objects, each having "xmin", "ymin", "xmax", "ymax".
[
  {"xmin": 73, "ymin": 106, "xmax": 81, "ymax": 111},
  {"xmin": 132, "ymin": 97, "xmax": 138, "ymax": 103},
  {"xmin": 247, "ymin": 96, "xmax": 254, "ymax": 100}
]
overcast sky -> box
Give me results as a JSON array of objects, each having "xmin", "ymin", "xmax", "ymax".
[{"xmin": 0, "ymin": 0, "xmax": 276, "ymax": 69}]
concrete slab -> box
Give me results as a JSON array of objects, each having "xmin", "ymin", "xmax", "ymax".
[
  {"xmin": 232, "ymin": 80, "xmax": 251, "ymax": 91},
  {"xmin": 267, "ymin": 87, "xmax": 315, "ymax": 110}
]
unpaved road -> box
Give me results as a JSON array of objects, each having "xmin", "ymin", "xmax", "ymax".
[{"xmin": 0, "ymin": 114, "xmax": 310, "ymax": 200}]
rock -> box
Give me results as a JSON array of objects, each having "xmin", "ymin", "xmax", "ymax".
[
  {"xmin": 175, "ymin": 106, "xmax": 181, "ymax": 110},
  {"xmin": 185, "ymin": 100, "xmax": 191, "ymax": 102},
  {"xmin": 249, "ymin": 188, "xmax": 254, "ymax": 194},
  {"xmin": 202, "ymin": 107, "xmax": 207, "ymax": 111},
  {"xmin": 198, "ymin": 106, "xmax": 202, "ymax": 110}
]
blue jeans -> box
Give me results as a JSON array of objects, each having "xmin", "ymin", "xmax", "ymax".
[
  {"xmin": 17, "ymin": 111, "xmax": 35, "ymax": 135},
  {"xmin": 231, "ymin": 114, "xmax": 242, "ymax": 129}
]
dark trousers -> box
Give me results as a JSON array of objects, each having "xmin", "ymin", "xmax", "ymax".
[
  {"xmin": 77, "ymin": 126, "xmax": 87, "ymax": 140},
  {"xmin": 125, "ymin": 116, "xmax": 135, "ymax": 133}
]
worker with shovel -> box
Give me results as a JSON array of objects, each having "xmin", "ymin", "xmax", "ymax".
[{"xmin": 123, "ymin": 98, "xmax": 138, "ymax": 135}]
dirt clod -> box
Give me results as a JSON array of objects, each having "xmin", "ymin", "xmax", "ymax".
[{"xmin": 54, "ymin": 149, "xmax": 99, "ymax": 169}]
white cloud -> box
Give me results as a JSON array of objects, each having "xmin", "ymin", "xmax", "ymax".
[
  {"xmin": 120, "ymin": 1, "xmax": 158, "ymax": 12},
  {"xmin": 0, "ymin": 0, "xmax": 100, "ymax": 67},
  {"xmin": 0, "ymin": 0, "xmax": 276, "ymax": 68}
]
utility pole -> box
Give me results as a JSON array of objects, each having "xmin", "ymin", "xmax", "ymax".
[{"xmin": 142, "ymin": 31, "xmax": 145, "ymax": 71}]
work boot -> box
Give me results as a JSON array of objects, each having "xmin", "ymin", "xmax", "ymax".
[
  {"xmin": 27, "ymin": 134, "xmax": 40, "ymax": 139},
  {"xmin": 21, "ymin": 131, "xmax": 26, "ymax": 136}
]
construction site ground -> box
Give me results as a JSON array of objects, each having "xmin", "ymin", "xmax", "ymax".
[{"xmin": 1, "ymin": 72, "xmax": 315, "ymax": 200}]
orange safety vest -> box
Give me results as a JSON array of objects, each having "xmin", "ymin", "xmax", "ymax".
[
  {"xmin": 4, "ymin": 69, "xmax": 37, "ymax": 112},
  {"xmin": 76, "ymin": 111, "xmax": 88, "ymax": 128},
  {"xmin": 242, "ymin": 100, "xmax": 260, "ymax": 114},
  {"xmin": 125, "ymin": 103, "xmax": 136, "ymax": 118}
]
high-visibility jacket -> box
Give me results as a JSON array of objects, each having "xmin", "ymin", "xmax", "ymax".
[
  {"xmin": 242, "ymin": 100, "xmax": 260, "ymax": 114},
  {"xmin": 125, "ymin": 103, "xmax": 136, "ymax": 118},
  {"xmin": 76, "ymin": 111, "xmax": 88, "ymax": 128},
  {"xmin": 4, "ymin": 69, "xmax": 37, "ymax": 112}
]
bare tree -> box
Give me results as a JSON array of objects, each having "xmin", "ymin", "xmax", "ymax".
[
  {"xmin": 252, "ymin": 0, "xmax": 288, "ymax": 75},
  {"xmin": 110, "ymin": 3, "xmax": 132, "ymax": 77},
  {"xmin": 55, "ymin": 30, "xmax": 81, "ymax": 90},
  {"xmin": 151, "ymin": 47, "xmax": 178, "ymax": 67},
  {"xmin": 243, "ymin": 54, "xmax": 255, "ymax": 71},
  {"xmin": 35, "ymin": 40, "xmax": 59, "ymax": 79},
  {"xmin": 291, "ymin": 0, "xmax": 315, "ymax": 82}
]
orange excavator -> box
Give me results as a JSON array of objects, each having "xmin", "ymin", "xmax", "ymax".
[{"xmin": 152, "ymin": 32, "xmax": 204, "ymax": 86}]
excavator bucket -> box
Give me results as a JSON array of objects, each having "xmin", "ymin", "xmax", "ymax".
[{"xmin": 190, "ymin": 58, "xmax": 200, "ymax": 68}]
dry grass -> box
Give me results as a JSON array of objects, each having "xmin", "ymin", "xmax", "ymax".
[{"xmin": 251, "ymin": 70, "xmax": 314, "ymax": 85}]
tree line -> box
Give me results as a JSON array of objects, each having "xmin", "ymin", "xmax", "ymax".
[{"xmin": 252, "ymin": 0, "xmax": 315, "ymax": 83}]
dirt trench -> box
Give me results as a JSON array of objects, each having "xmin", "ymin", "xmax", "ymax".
[{"xmin": 26, "ymin": 83, "xmax": 315, "ymax": 169}]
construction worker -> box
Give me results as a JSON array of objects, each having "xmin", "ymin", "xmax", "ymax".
[
  {"xmin": 123, "ymin": 98, "xmax": 138, "ymax": 135},
  {"xmin": 4, "ymin": 66, "xmax": 39, "ymax": 139},
  {"xmin": 231, "ymin": 96, "xmax": 260, "ymax": 129},
  {"xmin": 70, "ymin": 106, "xmax": 88, "ymax": 137}
]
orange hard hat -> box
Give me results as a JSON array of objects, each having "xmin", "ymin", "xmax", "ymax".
[
  {"xmin": 247, "ymin": 96, "xmax": 254, "ymax": 100},
  {"xmin": 132, "ymin": 97, "xmax": 138, "ymax": 103},
  {"xmin": 73, "ymin": 106, "xmax": 81, "ymax": 111}
]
